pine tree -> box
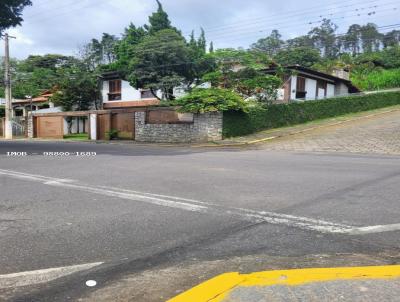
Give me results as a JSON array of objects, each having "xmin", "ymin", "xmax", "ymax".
[
  {"xmin": 147, "ymin": 0, "xmax": 175, "ymax": 34},
  {"xmin": 209, "ymin": 41, "xmax": 214, "ymax": 53}
]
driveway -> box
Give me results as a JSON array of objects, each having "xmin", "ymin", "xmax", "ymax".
[
  {"xmin": 0, "ymin": 110, "xmax": 400, "ymax": 301},
  {"xmin": 260, "ymin": 109, "xmax": 400, "ymax": 155}
]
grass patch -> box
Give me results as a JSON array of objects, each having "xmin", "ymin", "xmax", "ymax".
[
  {"xmin": 351, "ymin": 68, "xmax": 400, "ymax": 91},
  {"xmin": 63, "ymin": 133, "xmax": 89, "ymax": 140}
]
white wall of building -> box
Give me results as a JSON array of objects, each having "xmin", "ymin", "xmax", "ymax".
[
  {"xmin": 327, "ymin": 83, "xmax": 335, "ymax": 97},
  {"xmin": 102, "ymin": 80, "xmax": 163, "ymax": 103},
  {"xmin": 63, "ymin": 117, "xmax": 87, "ymax": 135},
  {"xmin": 290, "ymin": 75, "xmax": 297, "ymax": 100},
  {"xmin": 305, "ymin": 78, "xmax": 317, "ymax": 100}
]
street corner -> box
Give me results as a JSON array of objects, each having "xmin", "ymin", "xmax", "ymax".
[{"xmin": 168, "ymin": 265, "xmax": 400, "ymax": 302}]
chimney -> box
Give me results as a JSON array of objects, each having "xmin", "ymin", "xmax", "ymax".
[{"xmin": 332, "ymin": 68, "xmax": 350, "ymax": 81}]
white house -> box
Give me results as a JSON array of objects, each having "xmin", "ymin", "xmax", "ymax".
[
  {"xmin": 100, "ymin": 71, "xmax": 162, "ymax": 109},
  {"xmin": 263, "ymin": 65, "xmax": 360, "ymax": 103}
]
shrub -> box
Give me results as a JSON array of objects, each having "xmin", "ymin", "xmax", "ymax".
[
  {"xmin": 0, "ymin": 105, "xmax": 4, "ymax": 118},
  {"xmin": 173, "ymin": 88, "xmax": 247, "ymax": 113},
  {"xmin": 351, "ymin": 68, "xmax": 400, "ymax": 91},
  {"xmin": 223, "ymin": 91, "xmax": 400, "ymax": 137}
]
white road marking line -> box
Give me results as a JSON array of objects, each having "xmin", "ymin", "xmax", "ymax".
[
  {"xmin": 348, "ymin": 223, "xmax": 400, "ymax": 235},
  {"xmin": 0, "ymin": 262, "xmax": 102, "ymax": 289},
  {"xmin": 1, "ymin": 169, "xmax": 400, "ymax": 235}
]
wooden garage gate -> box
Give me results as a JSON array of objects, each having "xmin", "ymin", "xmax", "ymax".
[
  {"xmin": 35, "ymin": 116, "xmax": 64, "ymax": 139},
  {"xmin": 97, "ymin": 112, "xmax": 135, "ymax": 140}
]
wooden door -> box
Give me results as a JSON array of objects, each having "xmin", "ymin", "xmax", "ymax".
[
  {"xmin": 97, "ymin": 113, "xmax": 111, "ymax": 140},
  {"xmin": 111, "ymin": 112, "xmax": 135, "ymax": 140}
]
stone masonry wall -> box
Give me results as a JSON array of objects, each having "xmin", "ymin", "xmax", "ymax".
[
  {"xmin": 27, "ymin": 113, "xmax": 33, "ymax": 138},
  {"xmin": 135, "ymin": 111, "xmax": 222, "ymax": 143}
]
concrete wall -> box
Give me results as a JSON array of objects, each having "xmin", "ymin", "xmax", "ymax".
[
  {"xmin": 335, "ymin": 82, "xmax": 350, "ymax": 96},
  {"xmin": 135, "ymin": 111, "xmax": 222, "ymax": 143}
]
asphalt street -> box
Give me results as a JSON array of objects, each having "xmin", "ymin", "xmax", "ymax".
[{"xmin": 1, "ymin": 140, "xmax": 400, "ymax": 301}]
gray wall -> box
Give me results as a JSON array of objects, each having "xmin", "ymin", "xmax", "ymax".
[{"xmin": 135, "ymin": 111, "xmax": 222, "ymax": 143}]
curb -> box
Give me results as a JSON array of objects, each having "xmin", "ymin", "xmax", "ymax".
[
  {"xmin": 199, "ymin": 107, "xmax": 400, "ymax": 148},
  {"xmin": 168, "ymin": 265, "xmax": 400, "ymax": 302}
]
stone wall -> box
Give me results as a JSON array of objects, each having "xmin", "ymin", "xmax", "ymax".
[
  {"xmin": 27, "ymin": 113, "xmax": 33, "ymax": 138},
  {"xmin": 135, "ymin": 111, "xmax": 222, "ymax": 143}
]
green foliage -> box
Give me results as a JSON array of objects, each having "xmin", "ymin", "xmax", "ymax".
[
  {"xmin": 274, "ymin": 47, "xmax": 321, "ymax": 67},
  {"xmin": 173, "ymin": 88, "xmax": 247, "ymax": 113},
  {"xmin": 351, "ymin": 68, "xmax": 400, "ymax": 90},
  {"xmin": 251, "ymin": 30, "xmax": 284, "ymax": 56},
  {"xmin": 51, "ymin": 70, "xmax": 100, "ymax": 111},
  {"xmin": 308, "ymin": 19, "xmax": 338, "ymax": 58},
  {"xmin": 239, "ymin": 75, "xmax": 282, "ymax": 104},
  {"xmin": 0, "ymin": 105, "xmax": 5, "ymax": 117},
  {"xmin": 146, "ymin": 0, "xmax": 177, "ymax": 34},
  {"xmin": 0, "ymin": 0, "xmax": 31, "ymax": 33},
  {"xmin": 210, "ymin": 48, "xmax": 271, "ymax": 70},
  {"xmin": 127, "ymin": 29, "xmax": 191, "ymax": 100},
  {"xmin": 106, "ymin": 129, "xmax": 119, "ymax": 140},
  {"xmin": 223, "ymin": 91, "xmax": 400, "ymax": 137}
]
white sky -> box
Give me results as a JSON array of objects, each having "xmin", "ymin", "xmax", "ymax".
[{"xmin": 2, "ymin": 0, "xmax": 399, "ymax": 59}]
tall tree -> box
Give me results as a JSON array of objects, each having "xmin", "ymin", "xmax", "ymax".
[
  {"xmin": 383, "ymin": 30, "xmax": 400, "ymax": 48},
  {"xmin": 146, "ymin": 0, "xmax": 177, "ymax": 34},
  {"xmin": 308, "ymin": 19, "xmax": 338, "ymax": 58},
  {"xmin": 360, "ymin": 23, "xmax": 382, "ymax": 53},
  {"xmin": 286, "ymin": 35, "xmax": 314, "ymax": 49},
  {"xmin": 128, "ymin": 29, "xmax": 191, "ymax": 100},
  {"xmin": 344, "ymin": 24, "xmax": 362, "ymax": 55},
  {"xmin": 0, "ymin": 0, "xmax": 32, "ymax": 33},
  {"xmin": 274, "ymin": 47, "xmax": 321, "ymax": 67},
  {"xmin": 251, "ymin": 29, "xmax": 284, "ymax": 56},
  {"xmin": 383, "ymin": 29, "xmax": 400, "ymax": 48}
]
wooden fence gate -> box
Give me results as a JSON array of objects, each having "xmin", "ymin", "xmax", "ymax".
[
  {"xmin": 97, "ymin": 112, "xmax": 135, "ymax": 140},
  {"xmin": 35, "ymin": 116, "xmax": 64, "ymax": 139}
]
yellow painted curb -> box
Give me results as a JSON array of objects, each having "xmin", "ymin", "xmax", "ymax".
[{"xmin": 168, "ymin": 265, "xmax": 400, "ymax": 302}]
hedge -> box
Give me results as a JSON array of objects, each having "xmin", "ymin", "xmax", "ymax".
[{"xmin": 223, "ymin": 91, "xmax": 400, "ymax": 138}]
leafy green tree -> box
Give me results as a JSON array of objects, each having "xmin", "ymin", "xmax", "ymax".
[
  {"xmin": 360, "ymin": 23, "xmax": 382, "ymax": 53},
  {"xmin": 113, "ymin": 24, "xmax": 148, "ymax": 74},
  {"xmin": 210, "ymin": 48, "xmax": 270, "ymax": 70},
  {"xmin": 251, "ymin": 29, "xmax": 284, "ymax": 56},
  {"xmin": 0, "ymin": 0, "xmax": 31, "ymax": 33},
  {"xmin": 51, "ymin": 70, "xmax": 100, "ymax": 112},
  {"xmin": 173, "ymin": 88, "xmax": 246, "ymax": 113},
  {"xmin": 128, "ymin": 29, "xmax": 191, "ymax": 100},
  {"xmin": 238, "ymin": 75, "xmax": 282, "ymax": 105},
  {"xmin": 344, "ymin": 24, "xmax": 362, "ymax": 55},
  {"xmin": 80, "ymin": 33, "xmax": 119, "ymax": 71},
  {"xmin": 383, "ymin": 30, "xmax": 400, "ymax": 48},
  {"xmin": 274, "ymin": 47, "xmax": 321, "ymax": 67},
  {"xmin": 308, "ymin": 19, "xmax": 338, "ymax": 58},
  {"xmin": 209, "ymin": 41, "xmax": 214, "ymax": 53},
  {"xmin": 286, "ymin": 35, "xmax": 314, "ymax": 49},
  {"xmin": 146, "ymin": 0, "xmax": 177, "ymax": 34}
]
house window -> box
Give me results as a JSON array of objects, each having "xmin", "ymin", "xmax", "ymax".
[
  {"xmin": 295, "ymin": 77, "xmax": 307, "ymax": 99},
  {"xmin": 108, "ymin": 80, "xmax": 121, "ymax": 101},
  {"xmin": 141, "ymin": 89, "xmax": 154, "ymax": 99}
]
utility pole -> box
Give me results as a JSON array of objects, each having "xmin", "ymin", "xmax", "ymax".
[{"xmin": 3, "ymin": 33, "xmax": 16, "ymax": 139}]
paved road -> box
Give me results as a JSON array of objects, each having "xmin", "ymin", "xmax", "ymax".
[{"xmin": 0, "ymin": 113, "xmax": 400, "ymax": 301}]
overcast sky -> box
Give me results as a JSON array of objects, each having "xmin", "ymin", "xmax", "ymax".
[{"xmin": 2, "ymin": 0, "xmax": 399, "ymax": 59}]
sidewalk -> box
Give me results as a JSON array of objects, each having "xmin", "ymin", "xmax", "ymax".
[
  {"xmin": 169, "ymin": 265, "xmax": 400, "ymax": 302},
  {"xmin": 213, "ymin": 105, "xmax": 400, "ymax": 147}
]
